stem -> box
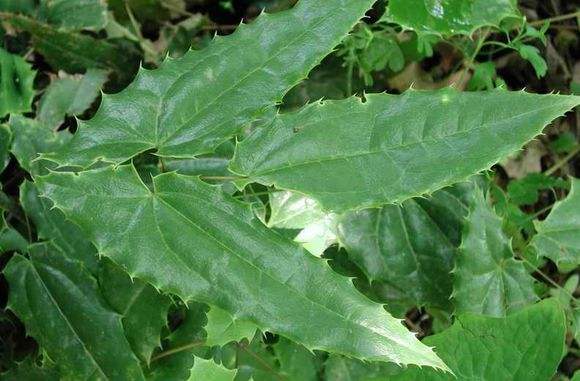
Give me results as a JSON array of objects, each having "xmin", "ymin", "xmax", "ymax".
[
  {"xmin": 456, "ymin": 28, "xmax": 490, "ymax": 86},
  {"xmin": 520, "ymin": 256, "xmax": 578, "ymax": 304},
  {"xmin": 150, "ymin": 341, "xmax": 205, "ymax": 362},
  {"xmin": 530, "ymin": 11, "xmax": 580, "ymax": 26},
  {"xmin": 545, "ymin": 145, "xmax": 580, "ymax": 176}
]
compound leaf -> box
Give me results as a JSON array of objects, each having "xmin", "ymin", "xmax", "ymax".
[
  {"xmin": 41, "ymin": 0, "xmax": 376, "ymax": 168},
  {"xmin": 98, "ymin": 260, "xmax": 172, "ymax": 363},
  {"xmin": 230, "ymin": 89, "xmax": 580, "ymax": 212},
  {"xmin": 386, "ymin": 0, "xmax": 519, "ymax": 36},
  {"xmin": 3, "ymin": 244, "xmax": 144, "ymax": 380},
  {"xmin": 390, "ymin": 299, "xmax": 566, "ymax": 381},
  {"xmin": 0, "ymin": 47, "xmax": 36, "ymax": 118},
  {"xmin": 453, "ymin": 190, "xmax": 537, "ymax": 317},
  {"xmin": 531, "ymin": 178, "xmax": 580, "ymax": 271},
  {"xmin": 38, "ymin": 165, "xmax": 448, "ymax": 370}
]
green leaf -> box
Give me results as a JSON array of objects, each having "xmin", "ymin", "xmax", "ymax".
[
  {"xmin": 0, "ymin": 47, "xmax": 36, "ymax": 118},
  {"xmin": 386, "ymin": 0, "xmax": 520, "ymax": 36},
  {"xmin": 0, "ymin": 0, "xmax": 36, "ymax": 14},
  {"xmin": 273, "ymin": 338, "xmax": 318, "ymax": 381},
  {"xmin": 337, "ymin": 182, "xmax": 474, "ymax": 312},
  {"xmin": 323, "ymin": 355, "xmax": 402, "ymax": 381},
  {"xmin": 269, "ymin": 191, "xmax": 338, "ymax": 256},
  {"xmin": 20, "ymin": 180, "xmax": 98, "ymax": 272},
  {"xmin": 37, "ymin": 69, "xmax": 108, "ymax": 130},
  {"xmin": 3, "ymin": 244, "xmax": 145, "ymax": 380},
  {"xmin": 506, "ymin": 173, "xmax": 568, "ymax": 206},
  {"xmin": 230, "ymin": 89, "xmax": 580, "ymax": 212},
  {"xmin": 516, "ymin": 43, "xmax": 548, "ymax": 78},
  {"xmin": 148, "ymin": 303, "xmax": 207, "ymax": 381},
  {"xmin": 98, "ymin": 259, "xmax": 172, "ymax": 363},
  {"xmin": 453, "ymin": 190, "xmax": 537, "ymax": 317},
  {"xmin": 531, "ymin": 178, "xmax": 580, "ymax": 271},
  {"xmin": 188, "ymin": 358, "xmax": 236, "ymax": 381},
  {"xmin": 1, "ymin": 14, "xmax": 139, "ymax": 83},
  {"xmin": 0, "ymin": 212, "xmax": 27, "ymax": 254},
  {"xmin": 0, "ymin": 124, "xmax": 11, "ymax": 173},
  {"xmin": 38, "ymin": 165, "xmax": 447, "ymax": 369},
  {"xmin": 42, "ymin": 0, "xmax": 376, "ymax": 168},
  {"xmin": 0, "ymin": 357, "xmax": 59, "ymax": 381},
  {"xmin": 204, "ymin": 306, "xmax": 256, "ymax": 347},
  {"xmin": 389, "ymin": 299, "xmax": 566, "ymax": 381},
  {"xmin": 9, "ymin": 115, "xmax": 71, "ymax": 175},
  {"xmin": 39, "ymin": 0, "xmax": 108, "ymax": 31}
]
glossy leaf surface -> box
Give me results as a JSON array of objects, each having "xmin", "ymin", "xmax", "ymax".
[
  {"xmin": 4, "ymin": 244, "xmax": 144, "ymax": 380},
  {"xmin": 390, "ymin": 299, "xmax": 566, "ymax": 381},
  {"xmin": 38, "ymin": 165, "xmax": 447, "ymax": 369},
  {"xmin": 337, "ymin": 182, "xmax": 474, "ymax": 311},
  {"xmin": 386, "ymin": 0, "xmax": 519, "ymax": 36},
  {"xmin": 43, "ymin": 0, "xmax": 375, "ymax": 168},
  {"xmin": 531, "ymin": 178, "xmax": 580, "ymax": 271},
  {"xmin": 20, "ymin": 180, "xmax": 98, "ymax": 272},
  {"xmin": 98, "ymin": 260, "xmax": 172, "ymax": 363},
  {"xmin": 231, "ymin": 90, "xmax": 580, "ymax": 212},
  {"xmin": 453, "ymin": 191, "xmax": 537, "ymax": 316}
]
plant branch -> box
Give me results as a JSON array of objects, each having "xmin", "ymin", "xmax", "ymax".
[{"xmin": 545, "ymin": 145, "xmax": 580, "ymax": 176}]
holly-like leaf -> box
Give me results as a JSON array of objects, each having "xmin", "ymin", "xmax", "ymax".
[
  {"xmin": 98, "ymin": 260, "xmax": 172, "ymax": 363},
  {"xmin": 41, "ymin": 0, "xmax": 376, "ymax": 168},
  {"xmin": 0, "ymin": 124, "xmax": 11, "ymax": 173},
  {"xmin": 204, "ymin": 306, "xmax": 256, "ymax": 347},
  {"xmin": 273, "ymin": 338, "xmax": 319, "ymax": 381},
  {"xmin": 385, "ymin": 0, "xmax": 520, "ymax": 36},
  {"xmin": 531, "ymin": 178, "xmax": 580, "ymax": 271},
  {"xmin": 188, "ymin": 358, "xmax": 236, "ymax": 381},
  {"xmin": 0, "ymin": 47, "xmax": 36, "ymax": 118},
  {"xmin": 38, "ymin": 165, "xmax": 448, "ymax": 369},
  {"xmin": 323, "ymin": 355, "xmax": 402, "ymax": 381},
  {"xmin": 453, "ymin": 190, "xmax": 537, "ymax": 317},
  {"xmin": 230, "ymin": 89, "xmax": 580, "ymax": 212},
  {"xmin": 0, "ymin": 212, "xmax": 27, "ymax": 254},
  {"xmin": 37, "ymin": 69, "xmax": 108, "ymax": 130},
  {"xmin": 3, "ymin": 244, "xmax": 145, "ymax": 380},
  {"xmin": 20, "ymin": 180, "xmax": 98, "ymax": 272},
  {"xmin": 9, "ymin": 116, "xmax": 71, "ymax": 175},
  {"xmin": 39, "ymin": 0, "xmax": 108, "ymax": 31},
  {"xmin": 389, "ymin": 299, "xmax": 566, "ymax": 381},
  {"xmin": 269, "ymin": 191, "xmax": 338, "ymax": 256},
  {"xmin": 0, "ymin": 14, "xmax": 139, "ymax": 83},
  {"xmin": 337, "ymin": 182, "xmax": 474, "ymax": 313},
  {"xmin": 148, "ymin": 303, "xmax": 207, "ymax": 381}
]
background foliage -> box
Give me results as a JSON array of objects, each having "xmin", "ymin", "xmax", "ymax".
[{"xmin": 0, "ymin": 0, "xmax": 579, "ymax": 379}]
